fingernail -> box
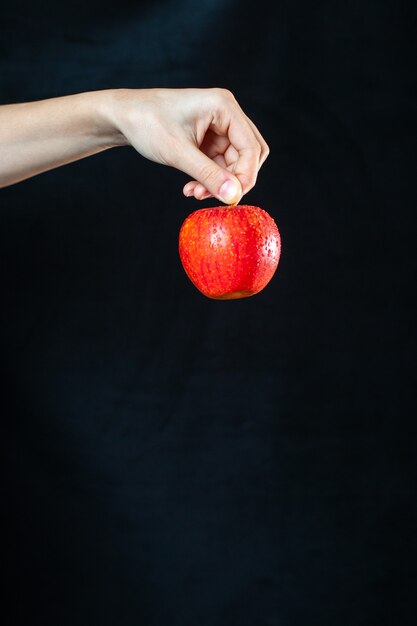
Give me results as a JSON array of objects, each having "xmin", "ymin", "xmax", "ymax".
[{"xmin": 219, "ymin": 179, "xmax": 240, "ymax": 205}]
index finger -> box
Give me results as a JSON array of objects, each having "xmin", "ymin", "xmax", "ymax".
[{"xmin": 214, "ymin": 104, "xmax": 263, "ymax": 196}]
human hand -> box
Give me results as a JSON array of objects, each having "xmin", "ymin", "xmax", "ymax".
[{"xmin": 108, "ymin": 88, "xmax": 269, "ymax": 205}]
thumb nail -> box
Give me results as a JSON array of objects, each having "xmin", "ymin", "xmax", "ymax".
[{"xmin": 219, "ymin": 179, "xmax": 240, "ymax": 205}]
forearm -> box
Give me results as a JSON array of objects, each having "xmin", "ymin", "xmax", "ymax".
[{"xmin": 0, "ymin": 90, "xmax": 125, "ymax": 188}]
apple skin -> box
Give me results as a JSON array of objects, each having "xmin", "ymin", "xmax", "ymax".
[{"xmin": 179, "ymin": 205, "xmax": 281, "ymax": 300}]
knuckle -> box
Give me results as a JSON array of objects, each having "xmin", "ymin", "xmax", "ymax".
[
  {"xmin": 211, "ymin": 87, "xmax": 235, "ymax": 102},
  {"xmin": 261, "ymin": 143, "xmax": 270, "ymax": 162}
]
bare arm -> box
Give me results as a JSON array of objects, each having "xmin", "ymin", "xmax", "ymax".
[
  {"xmin": 0, "ymin": 91, "xmax": 121, "ymax": 188},
  {"xmin": 0, "ymin": 88, "xmax": 269, "ymax": 204}
]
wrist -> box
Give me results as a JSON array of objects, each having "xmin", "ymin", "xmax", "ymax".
[
  {"xmin": 89, "ymin": 88, "xmax": 131, "ymax": 149},
  {"xmin": 99, "ymin": 88, "xmax": 145, "ymax": 149}
]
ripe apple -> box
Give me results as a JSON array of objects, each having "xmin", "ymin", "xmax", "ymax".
[{"xmin": 178, "ymin": 205, "xmax": 281, "ymax": 300}]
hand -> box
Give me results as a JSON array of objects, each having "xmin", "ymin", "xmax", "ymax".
[{"xmin": 109, "ymin": 88, "xmax": 270, "ymax": 205}]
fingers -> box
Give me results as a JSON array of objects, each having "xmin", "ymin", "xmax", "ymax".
[
  {"xmin": 244, "ymin": 114, "xmax": 270, "ymax": 168},
  {"xmin": 184, "ymin": 153, "xmax": 237, "ymax": 200},
  {"xmin": 176, "ymin": 142, "xmax": 242, "ymax": 204},
  {"xmin": 184, "ymin": 180, "xmax": 210, "ymax": 200},
  {"xmin": 183, "ymin": 89, "xmax": 269, "ymax": 202},
  {"xmin": 225, "ymin": 110, "xmax": 265, "ymax": 196}
]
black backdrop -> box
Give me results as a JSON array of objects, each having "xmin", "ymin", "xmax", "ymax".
[{"xmin": 1, "ymin": 1, "xmax": 416, "ymax": 624}]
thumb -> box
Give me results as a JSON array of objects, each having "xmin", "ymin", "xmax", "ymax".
[{"xmin": 177, "ymin": 144, "xmax": 242, "ymax": 205}]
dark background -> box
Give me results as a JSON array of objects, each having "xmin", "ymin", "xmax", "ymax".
[{"xmin": 1, "ymin": 1, "xmax": 416, "ymax": 624}]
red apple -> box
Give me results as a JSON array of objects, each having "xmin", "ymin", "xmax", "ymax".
[{"xmin": 178, "ymin": 205, "xmax": 281, "ymax": 300}]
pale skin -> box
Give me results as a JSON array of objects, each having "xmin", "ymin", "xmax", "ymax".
[{"xmin": 0, "ymin": 88, "xmax": 269, "ymax": 204}]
